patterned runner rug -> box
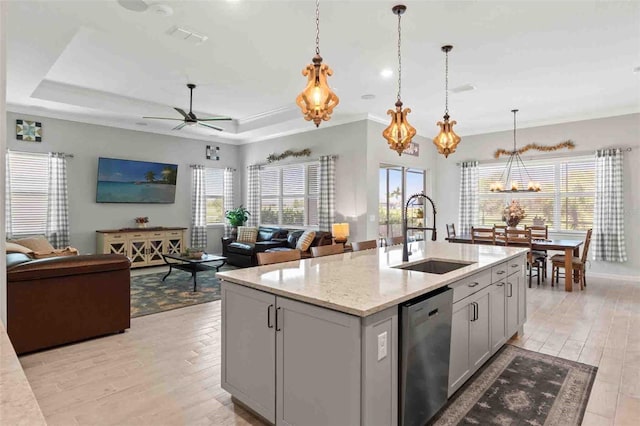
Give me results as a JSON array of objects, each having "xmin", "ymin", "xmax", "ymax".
[
  {"xmin": 431, "ymin": 344, "xmax": 597, "ymax": 426},
  {"xmin": 130, "ymin": 266, "xmax": 234, "ymax": 318}
]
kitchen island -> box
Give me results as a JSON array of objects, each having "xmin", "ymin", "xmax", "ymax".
[{"xmin": 217, "ymin": 241, "xmax": 528, "ymax": 426}]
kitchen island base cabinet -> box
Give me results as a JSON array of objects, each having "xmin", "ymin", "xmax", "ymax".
[{"xmin": 221, "ymin": 281, "xmax": 397, "ymax": 426}]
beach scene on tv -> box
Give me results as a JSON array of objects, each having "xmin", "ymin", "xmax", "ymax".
[{"xmin": 96, "ymin": 158, "xmax": 178, "ymax": 203}]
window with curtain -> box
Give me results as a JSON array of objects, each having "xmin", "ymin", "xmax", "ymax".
[
  {"xmin": 477, "ymin": 156, "xmax": 595, "ymax": 231},
  {"xmin": 7, "ymin": 151, "xmax": 49, "ymax": 237},
  {"xmin": 260, "ymin": 162, "xmax": 319, "ymax": 227},
  {"xmin": 205, "ymin": 168, "xmax": 224, "ymax": 224}
]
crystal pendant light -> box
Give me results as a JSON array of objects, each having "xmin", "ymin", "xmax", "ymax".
[
  {"xmin": 433, "ymin": 45, "xmax": 461, "ymax": 158},
  {"xmin": 382, "ymin": 5, "xmax": 416, "ymax": 156},
  {"xmin": 295, "ymin": 0, "xmax": 339, "ymax": 127}
]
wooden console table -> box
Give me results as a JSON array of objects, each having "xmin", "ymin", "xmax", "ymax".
[{"xmin": 96, "ymin": 227, "xmax": 187, "ymax": 268}]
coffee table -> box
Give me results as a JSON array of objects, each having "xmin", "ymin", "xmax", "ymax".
[{"xmin": 162, "ymin": 253, "xmax": 227, "ymax": 292}]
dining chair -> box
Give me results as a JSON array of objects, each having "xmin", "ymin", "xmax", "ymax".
[
  {"xmin": 386, "ymin": 236, "xmax": 404, "ymax": 246},
  {"xmin": 526, "ymin": 224, "xmax": 549, "ymax": 279},
  {"xmin": 257, "ymin": 250, "xmax": 301, "ymax": 266},
  {"xmin": 446, "ymin": 223, "xmax": 456, "ymax": 239},
  {"xmin": 470, "ymin": 227, "xmax": 496, "ymax": 245},
  {"xmin": 504, "ymin": 228, "xmax": 543, "ymax": 287},
  {"xmin": 311, "ymin": 244, "xmax": 345, "ymax": 258},
  {"xmin": 493, "ymin": 225, "xmax": 507, "ymax": 243},
  {"xmin": 351, "ymin": 240, "xmax": 378, "ymax": 252},
  {"xmin": 551, "ymin": 229, "xmax": 592, "ymax": 290}
]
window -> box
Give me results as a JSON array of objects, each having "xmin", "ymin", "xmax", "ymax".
[
  {"xmin": 7, "ymin": 151, "xmax": 49, "ymax": 236},
  {"xmin": 477, "ymin": 156, "xmax": 595, "ymax": 231},
  {"xmin": 205, "ymin": 168, "xmax": 224, "ymax": 224},
  {"xmin": 378, "ymin": 166, "xmax": 426, "ymax": 239},
  {"xmin": 260, "ymin": 163, "xmax": 319, "ymax": 227}
]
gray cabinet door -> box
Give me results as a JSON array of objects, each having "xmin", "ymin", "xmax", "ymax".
[
  {"xmin": 469, "ymin": 289, "xmax": 491, "ymax": 371},
  {"xmin": 517, "ymin": 273, "xmax": 527, "ymax": 326},
  {"xmin": 448, "ymin": 300, "xmax": 471, "ymax": 397},
  {"xmin": 489, "ymin": 282, "xmax": 507, "ymax": 354},
  {"xmin": 221, "ymin": 282, "xmax": 276, "ymax": 423},
  {"xmin": 506, "ymin": 276, "xmax": 519, "ymax": 338},
  {"xmin": 276, "ymin": 296, "xmax": 361, "ymax": 426}
]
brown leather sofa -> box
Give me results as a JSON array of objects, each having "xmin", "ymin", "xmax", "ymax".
[{"xmin": 7, "ymin": 252, "xmax": 131, "ymax": 354}]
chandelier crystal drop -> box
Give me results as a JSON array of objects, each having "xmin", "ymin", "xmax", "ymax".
[
  {"xmin": 382, "ymin": 5, "xmax": 416, "ymax": 156},
  {"xmin": 295, "ymin": 0, "xmax": 339, "ymax": 127},
  {"xmin": 433, "ymin": 45, "xmax": 461, "ymax": 158}
]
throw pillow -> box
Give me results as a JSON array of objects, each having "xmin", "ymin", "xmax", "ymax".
[
  {"xmin": 237, "ymin": 226, "xmax": 258, "ymax": 243},
  {"xmin": 6, "ymin": 242, "xmax": 34, "ymax": 256},
  {"xmin": 32, "ymin": 247, "xmax": 79, "ymax": 259},
  {"xmin": 10, "ymin": 236, "xmax": 55, "ymax": 253},
  {"xmin": 296, "ymin": 230, "xmax": 316, "ymax": 252}
]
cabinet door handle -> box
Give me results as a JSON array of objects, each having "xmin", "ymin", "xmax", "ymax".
[
  {"xmin": 511, "ymin": 264, "xmax": 519, "ymax": 267},
  {"xmin": 496, "ymin": 270, "xmax": 506, "ymax": 275},
  {"xmin": 468, "ymin": 282, "xmax": 479, "ymax": 288},
  {"xmin": 507, "ymin": 283, "xmax": 513, "ymax": 297},
  {"xmin": 497, "ymin": 282, "xmax": 505, "ymax": 287},
  {"xmin": 469, "ymin": 303, "xmax": 475, "ymax": 322},
  {"xmin": 275, "ymin": 307, "xmax": 282, "ymax": 331},
  {"xmin": 267, "ymin": 304, "xmax": 274, "ymax": 329},
  {"xmin": 474, "ymin": 302, "xmax": 479, "ymax": 321}
]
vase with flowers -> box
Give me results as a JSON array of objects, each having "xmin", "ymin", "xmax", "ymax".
[
  {"xmin": 502, "ymin": 200, "xmax": 525, "ymax": 228},
  {"xmin": 135, "ymin": 216, "xmax": 149, "ymax": 228}
]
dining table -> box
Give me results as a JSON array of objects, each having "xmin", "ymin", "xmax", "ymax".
[{"xmin": 446, "ymin": 234, "xmax": 583, "ymax": 292}]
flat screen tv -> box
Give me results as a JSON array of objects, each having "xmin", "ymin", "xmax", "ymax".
[{"xmin": 96, "ymin": 157, "xmax": 178, "ymax": 204}]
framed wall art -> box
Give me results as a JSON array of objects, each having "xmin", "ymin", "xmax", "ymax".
[{"xmin": 16, "ymin": 120, "xmax": 42, "ymax": 142}]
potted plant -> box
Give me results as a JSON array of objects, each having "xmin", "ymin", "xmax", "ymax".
[
  {"xmin": 225, "ymin": 205, "xmax": 251, "ymax": 238},
  {"xmin": 134, "ymin": 216, "xmax": 149, "ymax": 228}
]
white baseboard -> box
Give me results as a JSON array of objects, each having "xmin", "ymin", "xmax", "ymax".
[{"xmin": 589, "ymin": 272, "xmax": 640, "ymax": 282}]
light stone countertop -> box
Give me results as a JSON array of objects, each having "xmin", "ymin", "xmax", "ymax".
[
  {"xmin": 0, "ymin": 322, "xmax": 46, "ymax": 426},
  {"xmin": 217, "ymin": 241, "xmax": 528, "ymax": 317}
]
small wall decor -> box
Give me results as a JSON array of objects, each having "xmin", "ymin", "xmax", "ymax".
[
  {"xmin": 493, "ymin": 140, "xmax": 575, "ymax": 159},
  {"xmin": 267, "ymin": 148, "xmax": 311, "ymax": 163},
  {"xmin": 206, "ymin": 145, "xmax": 220, "ymax": 160},
  {"xmin": 403, "ymin": 142, "xmax": 419, "ymax": 157},
  {"xmin": 16, "ymin": 119, "xmax": 42, "ymax": 142}
]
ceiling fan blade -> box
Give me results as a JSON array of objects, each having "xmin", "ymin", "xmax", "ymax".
[
  {"xmin": 198, "ymin": 117, "xmax": 233, "ymax": 121},
  {"xmin": 188, "ymin": 112, "xmax": 197, "ymax": 120},
  {"xmin": 143, "ymin": 116, "xmax": 185, "ymax": 121},
  {"xmin": 174, "ymin": 107, "xmax": 190, "ymax": 119},
  {"xmin": 172, "ymin": 122, "xmax": 188, "ymax": 131},
  {"xmin": 198, "ymin": 122, "xmax": 224, "ymax": 132}
]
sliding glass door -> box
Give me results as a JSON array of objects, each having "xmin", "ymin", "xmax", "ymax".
[{"xmin": 379, "ymin": 165, "xmax": 426, "ymax": 240}]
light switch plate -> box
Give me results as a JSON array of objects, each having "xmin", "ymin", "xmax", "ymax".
[{"xmin": 377, "ymin": 331, "xmax": 388, "ymax": 361}]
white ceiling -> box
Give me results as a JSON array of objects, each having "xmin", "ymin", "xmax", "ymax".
[{"xmin": 6, "ymin": 0, "xmax": 640, "ymax": 144}]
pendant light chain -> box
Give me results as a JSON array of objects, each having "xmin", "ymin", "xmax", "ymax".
[
  {"xmin": 513, "ymin": 110, "xmax": 517, "ymax": 152},
  {"xmin": 444, "ymin": 49, "xmax": 449, "ymax": 115},
  {"xmin": 315, "ymin": 0, "xmax": 320, "ymax": 55},
  {"xmin": 397, "ymin": 11, "xmax": 402, "ymax": 102}
]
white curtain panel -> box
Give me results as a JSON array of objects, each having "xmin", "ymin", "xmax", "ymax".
[
  {"xmin": 246, "ymin": 165, "xmax": 260, "ymax": 227},
  {"xmin": 5, "ymin": 154, "xmax": 13, "ymax": 240},
  {"xmin": 593, "ymin": 148, "xmax": 627, "ymax": 262},
  {"xmin": 458, "ymin": 161, "xmax": 479, "ymax": 235},
  {"xmin": 223, "ymin": 168, "xmax": 234, "ymax": 238},
  {"xmin": 319, "ymin": 155, "xmax": 336, "ymax": 232},
  {"xmin": 190, "ymin": 165, "xmax": 207, "ymax": 249},
  {"xmin": 45, "ymin": 153, "xmax": 70, "ymax": 248}
]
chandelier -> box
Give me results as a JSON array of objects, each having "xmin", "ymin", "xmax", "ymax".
[
  {"xmin": 490, "ymin": 109, "xmax": 542, "ymax": 192},
  {"xmin": 295, "ymin": 0, "xmax": 339, "ymax": 127},
  {"xmin": 382, "ymin": 4, "xmax": 416, "ymax": 156},
  {"xmin": 433, "ymin": 45, "xmax": 461, "ymax": 158}
]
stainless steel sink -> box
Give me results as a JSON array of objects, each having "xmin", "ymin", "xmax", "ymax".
[{"xmin": 395, "ymin": 259, "xmax": 474, "ymax": 274}]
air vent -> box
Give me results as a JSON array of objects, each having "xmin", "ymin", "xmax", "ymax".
[
  {"xmin": 166, "ymin": 26, "xmax": 208, "ymax": 45},
  {"xmin": 451, "ymin": 84, "xmax": 476, "ymax": 93}
]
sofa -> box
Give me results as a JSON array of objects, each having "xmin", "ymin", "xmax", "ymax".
[
  {"xmin": 222, "ymin": 227, "xmax": 333, "ymax": 267},
  {"xmin": 6, "ymin": 252, "xmax": 131, "ymax": 354}
]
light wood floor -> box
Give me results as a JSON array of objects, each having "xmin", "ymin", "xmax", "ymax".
[{"xmin": 19, "ymin": 275, "xmax": 640, "ymax": 426}]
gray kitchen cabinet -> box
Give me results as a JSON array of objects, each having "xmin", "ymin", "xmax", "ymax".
[
  {"xmin": 469, "ymin": 288, "xmax": 491, "ymax": 371},
  {"xmin": 489, "ymin": 281, "xmax": 507, "ymax": 353},
  {"xmin": 506, "ymin": 274, "xmax": 520, "ymax": 337},
  {"xmin": 449, "ymin": 297, "xmax": 471, "ymax": 396},
  {"xmin": 221, "ymin": 282, "xmax": 276, "ymax": 423},
  {"xmin": 517, "ymin": 273, "xmax": 527, "ymax": 325}
]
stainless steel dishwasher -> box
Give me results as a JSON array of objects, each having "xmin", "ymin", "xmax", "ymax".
[{"xmin": 399, "ymin": 287, "xmax": 453, "ymax": 426}]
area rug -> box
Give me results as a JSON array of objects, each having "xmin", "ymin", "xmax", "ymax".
[
  {"xmin": 431, "ymin": 344, "xmax": 597, "ymax": 426},
  {"xmin": 130, "ymin": 266, "xmax": 234, "ymax": 318}
]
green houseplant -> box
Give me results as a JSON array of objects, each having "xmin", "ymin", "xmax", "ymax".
[{"xmin": 226, "ymin": 205, "xmax": 251, "ymax": 238}]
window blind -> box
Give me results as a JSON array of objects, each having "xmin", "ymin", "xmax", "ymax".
[
  {"xmin": 205, "ymin": 168, "xmax": 224, "ymax": 224},
  {"xmin": 7, "ymin": 151, "xmax": 49, "ymax": 236}
]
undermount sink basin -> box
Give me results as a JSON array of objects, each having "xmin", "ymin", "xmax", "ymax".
[{"xmin": 395, "ymin": 259, "xmax": 474, "ymax": 274}]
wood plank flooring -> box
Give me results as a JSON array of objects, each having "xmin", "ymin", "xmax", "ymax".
[{"xmin": 20, "ymin": 275, "xmax": 640, "ymax": 425}]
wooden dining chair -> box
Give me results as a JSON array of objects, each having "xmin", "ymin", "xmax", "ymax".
[
  {"xmin": 526, "ymin": 224, "xmax": 549, "ymax": 278},
  {"xmin": 311, "ymin": 244, "xmax": 345, "ymax": 258},
  {"xmin": 257, "ymin": 250, "xmax": 301, "ymax": 266},
  {"xmin": 386, "ymin": 236, "xmax": 404, "ymax": 246},
  {"xmin": 351, "ymin": 240, "xmax": 377, "ymax": 252},
  {"xmin": 504, "ymin": 228, "xmax": 543, "ymax": 287},
  {"xmin": 493, "ymin": 225, "xmax": 507, "ymax": 243},
  {"xmin": 470, "ymin": 227, "xmax": 496, "ymax": 245},
  {"xmin": 446, "ymin": 223, "xmax": 456, "ymax": 239},
  {"xmin": 551, "ymin": 229, "xmax": 592, "ymax": 290}
]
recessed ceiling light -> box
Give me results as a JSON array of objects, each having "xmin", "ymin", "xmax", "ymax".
[
  {"xmin": 451, "ymin": 84, "xmax": 476, "ymax": 93},
  {"xmin": 117, "ymin": 0, "xmax": 148, "ymax": 12},
  {"xmin": 380, "ymin": 69, "xmax": 393, "ymax": 79},
  {"xmin": 361, "ymin": 94, "xmax": 376, "ymax": 100},
  {"xmin": 135, "ymin": 122, "xmax": 148, "ymax": 126},
  {"xmin": 149, "ymin": 4, "xmax": 173, "ymax": 17}
]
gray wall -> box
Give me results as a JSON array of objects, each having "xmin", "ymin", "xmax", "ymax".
[
  {"xmin": 435, "ymin": 113, "xmax": 640, "ymax": 278},
  {"xmin": 6, "ymin": 112, "xmax": 242, "ymax": 255}
]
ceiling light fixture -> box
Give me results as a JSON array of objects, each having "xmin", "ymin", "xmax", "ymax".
[
  {"xmin": 295, "ymin": 0, "xmax": 339, "ymax": 128},
  {"xmin": 490, "ymin": 109, "xmax": 541, "ymax": 193},
  {"xmin": 433, "ymin": 45, "xmax": 461, "ymax": 158},
  {"xmin": 382, "ymin": 5, "xmax": 416, "ymax": 156}
]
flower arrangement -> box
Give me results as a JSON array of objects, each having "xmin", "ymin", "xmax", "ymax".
[
  {"xmin": 502, "ymin": 200, "xmax": 526, "ymax": 227},
  {"xmin": 134, "ymin": 217, "xmax": 149, "ymax": 224}
]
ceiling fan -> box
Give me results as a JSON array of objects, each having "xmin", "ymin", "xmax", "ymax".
[{"xmin": 143, "ymin": 84, "xmax": 232, "ymax": 131}]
